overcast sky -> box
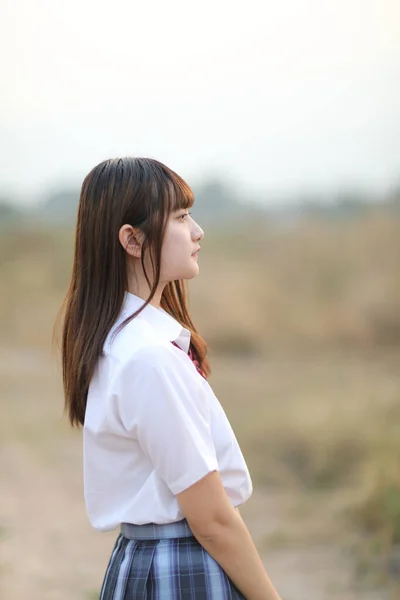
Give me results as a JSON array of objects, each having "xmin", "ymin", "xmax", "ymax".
[{"xmin": 1, "ymin": 0, "xmax": 399, "ymax": 205}]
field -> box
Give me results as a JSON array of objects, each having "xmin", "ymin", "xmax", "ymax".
[{"xmin": 1, "ymin": 211, "xmax": 399, "ymax": 599}]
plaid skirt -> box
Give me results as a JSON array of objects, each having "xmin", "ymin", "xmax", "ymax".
[{"xmin": 99, "ymin": 518, "xmax": 246, "ymax": 599}]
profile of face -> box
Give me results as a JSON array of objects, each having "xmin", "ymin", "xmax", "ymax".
[
  {"xmin": 160, "ymin": 207, "xmax": 204, "ymax": 283},
  {"xmin": 119, "ymin": 204, "xmax": 204, "ymax": 298}
]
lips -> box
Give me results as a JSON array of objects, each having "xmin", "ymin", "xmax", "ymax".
[{"xmin": 192, "ymin": 247, "xmax": 201, "ymax": 256}]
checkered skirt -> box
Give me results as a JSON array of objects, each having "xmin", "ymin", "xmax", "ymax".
[{"xmin": 99, "ymin": 519, "xmax": 246, "ymax": 599}]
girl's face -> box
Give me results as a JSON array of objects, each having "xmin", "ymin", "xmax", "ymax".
[{"xmin": 160, "ymin": 207, "xmax": 204, "ymax": 282}]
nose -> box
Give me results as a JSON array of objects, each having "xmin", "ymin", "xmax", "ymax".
[{"xmin": 192, "ymin": 219, "xmax": 204, "ymax": 241}]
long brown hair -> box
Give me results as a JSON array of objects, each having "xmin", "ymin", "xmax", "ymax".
[{"xmin": 55, "ymin": 157, "xmax": 211, "ymax": 428}]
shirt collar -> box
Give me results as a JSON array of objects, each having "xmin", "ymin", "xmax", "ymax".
[{"xmin": 121, "ymin": 291, "xmax": 191, "ymax": 354}]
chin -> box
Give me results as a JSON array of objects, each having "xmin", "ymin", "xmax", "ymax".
[{"xmin": 184, "ymin": 265, "xmax": 200, "ymax": 280}]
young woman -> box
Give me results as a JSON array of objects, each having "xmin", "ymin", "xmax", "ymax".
[{"xmin": 59, "ymin": 157, "xmax": 281, "ymax": 600}]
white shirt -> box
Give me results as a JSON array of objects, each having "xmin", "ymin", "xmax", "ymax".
[{"xmin": 83, "ymin": 291, "xmax": 253, "ymax": 531}]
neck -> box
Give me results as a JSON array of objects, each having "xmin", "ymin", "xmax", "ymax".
[
  {"xmin": 126, "ymin": 257, "xmax": 168, "ymax": 308},
  {"xmin": 126, "ymin": 280, "xmax": 166, "ymax": 309}
]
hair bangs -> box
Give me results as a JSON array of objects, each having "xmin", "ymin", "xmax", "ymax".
[{"xmin": 168, "ymin": 172, "xmax": 194, "ymax": 212}]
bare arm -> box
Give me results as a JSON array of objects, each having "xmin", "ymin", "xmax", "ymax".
[{"xmin": 176, "ymin": 471, "xmax": 281, "ymax": 600}]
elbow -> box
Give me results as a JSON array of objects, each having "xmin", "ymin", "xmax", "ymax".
[
  {"xmin": 187, "ymin": 508, "xmax": 237, "ymax": 543},
  {"xmin": 176, "ymin": 470, "xmax": 240, "ymax": 542}
]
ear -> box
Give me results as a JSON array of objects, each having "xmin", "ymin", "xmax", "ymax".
[{"xmin": 119, "ymin": 224, "xmax": 145, "ymax": 258}]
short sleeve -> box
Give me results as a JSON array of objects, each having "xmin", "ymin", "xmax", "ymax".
[{"xmin": 116, "ymin": 346, "xmax": 219, "ymax": 495}]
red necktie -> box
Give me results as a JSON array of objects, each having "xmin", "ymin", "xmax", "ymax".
[{"xmin": 171, "ymin": 340, "xmax": 206, "ymax": 379}]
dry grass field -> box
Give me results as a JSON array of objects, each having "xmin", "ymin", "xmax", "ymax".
[{"xmin": 1, "ymin": 211, "xmax": 399, "ymax": 599}]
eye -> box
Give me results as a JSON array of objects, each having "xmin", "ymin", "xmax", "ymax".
[{"xmin": 180, "ymin": 212, "xmax": 192, "ymax": 220}]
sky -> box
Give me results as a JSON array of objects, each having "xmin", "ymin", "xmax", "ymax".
[{"xmin": 1, "ymin": 0, "xmax": 400, "ymax": 205}]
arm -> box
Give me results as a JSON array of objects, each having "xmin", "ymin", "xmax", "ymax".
[
  {"xmin": 117, "ymin": 349, "xmax": 280, "ymax": 599},
  {"xmin": 177, "ymin": 471, "xmax": 281, "ymax": 600}
]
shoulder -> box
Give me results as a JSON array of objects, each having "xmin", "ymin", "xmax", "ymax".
[
  {"xmin": 103, "ymin": 312, "xmax": 191, "ymax": 372},
  {"xmin": 120, "ymin": 343, "xmax": 180, "ymax": 375},
  {"xmin": 104, "ymin": 338, "xmax": 195, "ymax": 396},
  {"xmin": 104, "ymin": 311, "xmax": 159, "ymax": 361},
  {"xmin": 108, "ymin": 343, "xmax": 210, "ymax": 433}
]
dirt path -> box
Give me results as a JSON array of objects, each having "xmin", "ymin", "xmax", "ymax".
[
  {"xmin": 243, "ymin": 490, "xmax": 388, "ymax": 600},
  {"xmin": 0, "ymin": 441, "xmax": 389, "ymax": 600}
]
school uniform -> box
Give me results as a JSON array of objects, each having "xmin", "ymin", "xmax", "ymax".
[{"xmin": 83, "ymin": 291, "xmax": 253, "ymax": 599}]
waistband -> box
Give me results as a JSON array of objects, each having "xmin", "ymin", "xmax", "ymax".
[{"xmin": 120, "ymin": 518, "xmax": 195, "ymax": 540}]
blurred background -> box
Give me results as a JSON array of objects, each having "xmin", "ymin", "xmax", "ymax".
[{"xmin": 1, "ymin": 1, "xmax": 400, "ymax": 598}]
